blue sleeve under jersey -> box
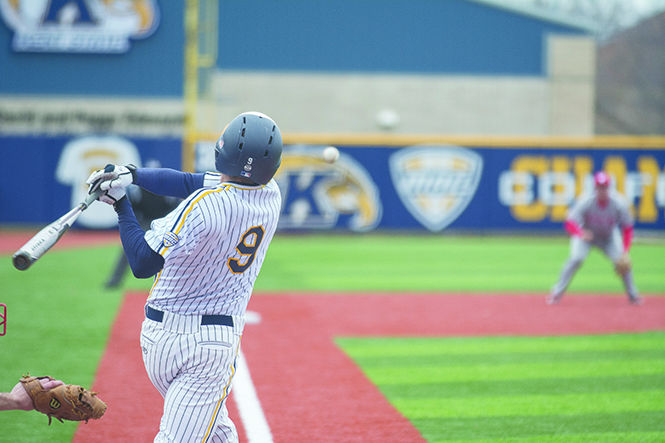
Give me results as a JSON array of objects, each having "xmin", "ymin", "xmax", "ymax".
[
  {"xmin": 114, "ymin": 197, "xmax": 164, "ymax": 278},
  {"xmin": 134, "ymin": 168, "xmax": 205, "ymax": 199}
]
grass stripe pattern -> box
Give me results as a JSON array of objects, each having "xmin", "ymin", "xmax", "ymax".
[{"xmin": 337, "ymin": 332, "xmax": 665, "ymax": 442}]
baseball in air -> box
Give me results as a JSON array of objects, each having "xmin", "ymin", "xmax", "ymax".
[{"xmin": 322, "ymin": 146, "xmax": 340, "ymax": 163}]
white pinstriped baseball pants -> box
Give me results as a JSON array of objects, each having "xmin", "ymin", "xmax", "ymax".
[{"xmin": 140, "ymin": 308, "xmax": 243, "ymax": 443}]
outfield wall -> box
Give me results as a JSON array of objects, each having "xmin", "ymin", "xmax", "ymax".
[{"xmin": 1, "ymin": 135, "xmax": 663, "ymax": 233}]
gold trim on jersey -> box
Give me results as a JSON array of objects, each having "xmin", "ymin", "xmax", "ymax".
[
  {"xmin": 227, "ymin": 225, "xmax": 266, "ymax": 274},
  {"xmin": 159, "ymin": 186, "xmax": 231, "ymax": 256},
  {"xmin": 201, "ymin": 336, "xmax": 242, "ymax": 442},
  {"xmin": 161, "ymin": 182, "xmax": 270, "ymax": 255},
  {"xmin": 220, "ymin": 181, "xmax": 267, "ymax": 191},
  {"xmin": 151, "ymin": 181, "xmax": 274, "ymax": 296},
  {"xmin": 148, "ymin": 268, "xmax": 163, "ymax": 298}
]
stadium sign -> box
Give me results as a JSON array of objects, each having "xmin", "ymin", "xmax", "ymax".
[
  {"xmin": 0, "ymin": 0, "xmax": 159, "ymax": 53},
  {"xmin": 390, "ymin": 146, "xmax": 483, "ymax": 231},
  {"xmin": 3, "ymin": 137, "xmax": 664, "ymax": 231},
  {"xmin": 276, "ymin": 146, "xmax": 383, "ymax": 232}
]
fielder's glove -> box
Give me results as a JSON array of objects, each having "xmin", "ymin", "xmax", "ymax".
[
  {"xmin": 614, "ymin": 253, "xmax": 632, "ymax": 276},
  {"xmin": 20, "ymin": 375, "xmax": 107, "ymax": 425},
  {"xmin": 86, "ymin": 164, "xmax": 136, "ymax": 205}
]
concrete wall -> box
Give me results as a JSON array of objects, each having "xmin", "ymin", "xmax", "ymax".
[
  {"xmin": 547, "ymin": 35, "xmax": 596, "ymax": 135},
  {"xmin": 201, "ymin": 35, "xmax": 595, "ymax": 136},
  {"xmin": 0, "ymin": 36, "xmax": 595, "ymax": 139}
]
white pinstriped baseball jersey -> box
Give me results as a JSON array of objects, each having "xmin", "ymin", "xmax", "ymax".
[{"xmin": 144, "ymin": 178, "xmax": 282, "ymax": 319}]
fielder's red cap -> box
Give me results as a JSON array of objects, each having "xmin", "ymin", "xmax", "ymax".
[{"xmin": 594, "ymin": 171, "xmax": 610, "ymax": 187}]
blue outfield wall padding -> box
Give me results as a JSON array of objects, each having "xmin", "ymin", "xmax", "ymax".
[
  {"xmin": 273, "ymin": 144, "xmax": 665, "ymax": 232},
  {"xmin": 0, "ymin": 135, "xmax": 182, "ymax": 225},
  {"xmin": 4, "ymin": 135, "xmax": 661, "ymax": 233}
]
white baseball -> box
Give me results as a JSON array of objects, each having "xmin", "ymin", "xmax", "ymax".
[{"xmin": 322, "ymin": 146, "xmax": 340, "ymax": 163}]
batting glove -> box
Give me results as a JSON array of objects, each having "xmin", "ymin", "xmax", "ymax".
[
  {"xmin": 86, "ymin": 164, "xmax": 136, "ymax": 194},
  {"xmin": 98, "ymin": 187, "xmax": 126, "ymax": 206}
]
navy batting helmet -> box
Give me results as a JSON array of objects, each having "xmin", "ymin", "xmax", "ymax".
[{"xmin": 214, "ymin": 112, "xmax": 283, "ymax": 185}]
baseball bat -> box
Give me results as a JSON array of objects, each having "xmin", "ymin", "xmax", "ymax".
[{"xmin": 12, "ymin": 191, "xmax": 102, "ymax": 271}]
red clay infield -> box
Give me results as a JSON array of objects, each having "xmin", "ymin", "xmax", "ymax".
[
  {"xmin": 74, "ymin": 291, "xmax": 665, "ymax": 443},
  {"xmin": 0, "ymin": 230, "xmax": 118, "ymax": 254}
]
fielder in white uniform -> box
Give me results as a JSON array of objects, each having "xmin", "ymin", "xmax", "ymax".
[
  {"xmin": 87, "ymin": 112, "xmax": 283, "ymax": 442},
  {"xmin": 548, "ymin": 171, "xmax": 641, "ymax": 305}
]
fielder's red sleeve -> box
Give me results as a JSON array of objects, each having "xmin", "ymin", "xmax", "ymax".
[
  {"xmin": 622, "ymin": 225, "xmax": 634, "ymax": 252},
  {"xmin": 564, "ymin": 220, "xmax": 583, "ymax": 237}
]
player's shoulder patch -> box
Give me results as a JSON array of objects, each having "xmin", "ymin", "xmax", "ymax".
[{"xmin": 162, "ymin": 231, "xmax": 180, "ymax": 248}]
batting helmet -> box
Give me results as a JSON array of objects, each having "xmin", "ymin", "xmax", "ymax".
[
  {"xmin": 594, "ymin": 171, "xmax": 611, "ymax": 187},
  {"xmin": 214, "ymin": 112, "xmax": 282, "ymax": 185}
]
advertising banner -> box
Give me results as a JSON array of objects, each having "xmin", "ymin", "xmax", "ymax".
[
  {"xmin": 267, "ymin": 144, "xmax": 665, "ymax": 232},
  {"xmin": 2, "ymin": 136, "xmax": 664, "ymax": 232},
  {"xmin": 1, "ymin": 135, "xmax": 181, "ymax": 227},
  {"xmin": 0, "ymin": 0, "xmax": 160, "ymax": 53}
]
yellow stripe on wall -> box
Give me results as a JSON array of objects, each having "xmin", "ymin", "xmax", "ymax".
[{"xmin": 192, "ymin": 132, "xmax": 665, "ymax": 149}]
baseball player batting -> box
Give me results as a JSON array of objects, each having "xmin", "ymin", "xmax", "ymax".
[
  {"xmin": 548, "ymin": 171, "xmax": 641, "ymax": 305},
  {"xmin": 86, "ymin": 112, "xmax": 283, "ymax": 442}
]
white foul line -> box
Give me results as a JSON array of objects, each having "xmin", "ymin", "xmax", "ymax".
[
  {"xmin": 234, "ymin": 351, "xmax": 273, "ymax": 443},
  {"xmin": 234, "ymin": 311, "xmax": 273, "ymax": 443}
]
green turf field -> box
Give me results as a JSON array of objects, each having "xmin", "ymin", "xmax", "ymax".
[
  {"xmin": 337, "ymin": 333, "xmax": 665, "ymax": 442},
  {"xmin": 0, "ymin": 245, "xmax": 126, "ymax": 441},
  {"xmin": 254, "ymin": 234, "xmax": 665, "ymax": 293},
  {"xmin": 0, "ymin": 234, "xmax": 663, "ymax": 441}
]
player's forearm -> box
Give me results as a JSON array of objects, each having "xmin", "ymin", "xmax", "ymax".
[
  {"xmin": 0, "ymin": 392, "xmax": 20, "ymax": 411},
  {"xmin": 134, "ymin": 168, "xmax": 205, "ymax": 199},
  {"xmin": 114, "ymin": 198, "xmax": 165, "ymax": 278},
  {"xmin": 564, "ymin": 220, "xmax": 583, "ymax": 237}
]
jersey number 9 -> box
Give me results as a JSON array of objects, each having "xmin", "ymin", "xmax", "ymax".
[{"xmin": 227, "ymin": 226, "xmax": 265, "ymax": 274}]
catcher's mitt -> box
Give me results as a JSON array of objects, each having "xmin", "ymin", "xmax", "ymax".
[
  {"xmin": 614, "ymin": 254, "xmax": 632, "ymax": 276},
  {"xmin": 20, "ymin": 375, "xmax": 107, "ymax": 425}
]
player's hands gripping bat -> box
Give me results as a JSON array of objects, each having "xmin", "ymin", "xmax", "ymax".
[
  {"xmin": 12, "ymin": 190, "xmax": 102, "ymax": 271},
  {"xmin": 86, "ymin": 164, "xmax": 135, "ymax": 205}
]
